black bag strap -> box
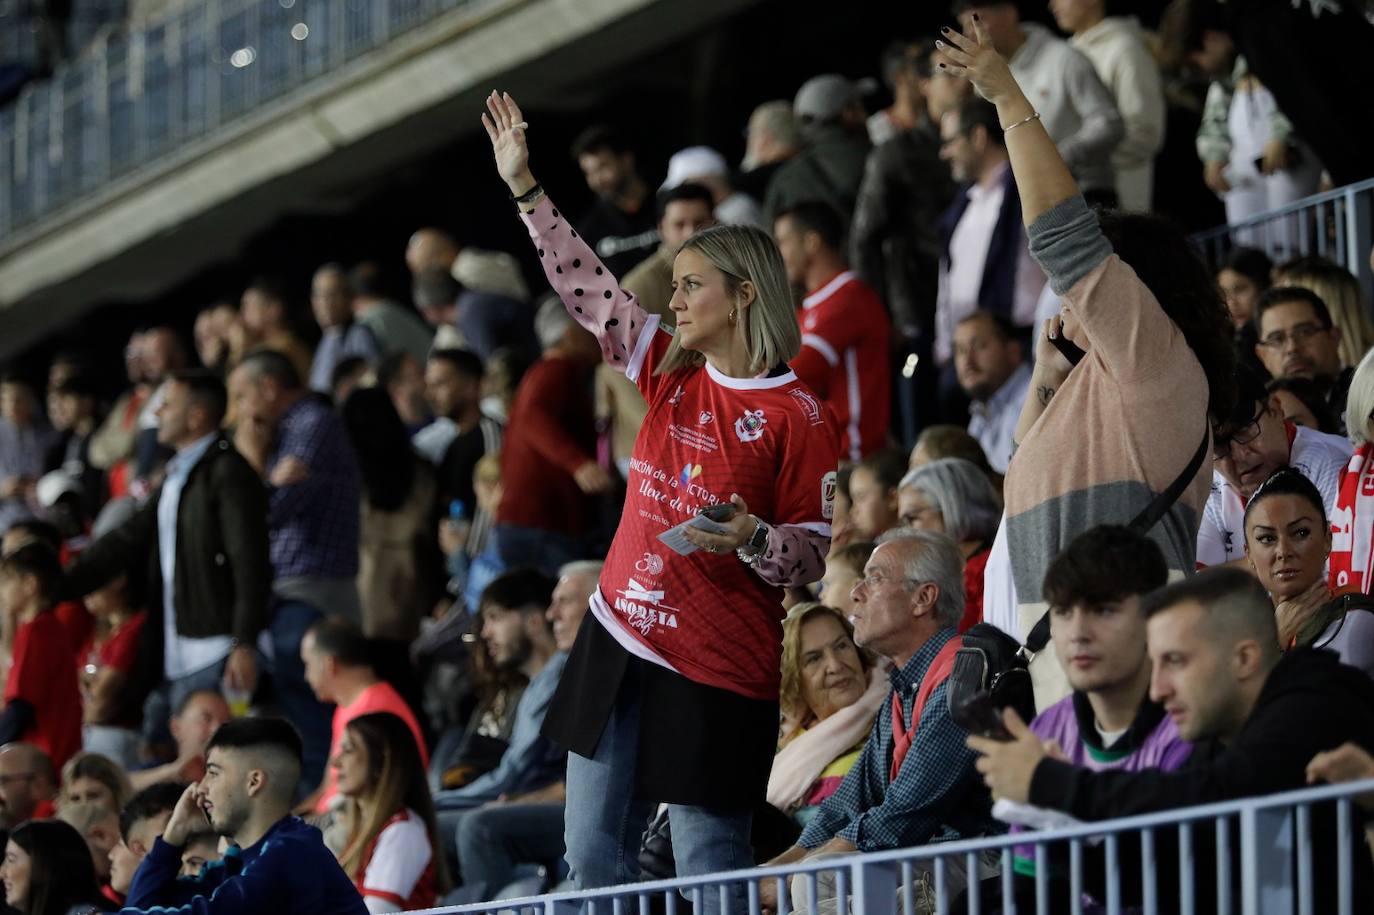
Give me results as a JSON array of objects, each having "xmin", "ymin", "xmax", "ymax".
[{"xmin": 1023, "ymin": 430, "xmax": 1210, "ymax": 654}]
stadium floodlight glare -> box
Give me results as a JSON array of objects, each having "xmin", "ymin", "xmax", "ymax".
[{"xmin": 229, "ymin": 47, "xmax": 257, "ymax": 68}]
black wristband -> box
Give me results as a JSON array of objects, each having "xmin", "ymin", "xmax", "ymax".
[{"xmin": 510, "ymin": 183, "xmax": 543, "ymax": 204}]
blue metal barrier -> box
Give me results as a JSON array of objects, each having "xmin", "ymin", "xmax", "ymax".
[
  {"xmin": 0, "ymin": 0, "xmax": 477, "ymax": 239},
  {"xmin": 421, "ymin": 779, "xmax": 1374, "ymax": 915}
]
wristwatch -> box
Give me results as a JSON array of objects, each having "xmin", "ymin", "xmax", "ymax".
[{"xmin": 737, "ymin": 517, "xmax": 770, "ymax": 564}]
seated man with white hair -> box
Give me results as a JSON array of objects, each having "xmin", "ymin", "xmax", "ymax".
[
  {"xmin": 660, "ymin": 146, "xmax": 765, "ymax": 228},
  {"xmin": 899, "ymin": 457, "xmax": 1003, "ymax": 631},
  {"xmin": 758, "ymin": 529, "xmax": 999, "ymax": 915}
]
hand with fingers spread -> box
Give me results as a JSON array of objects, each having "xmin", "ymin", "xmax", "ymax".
[
  {"xmin": 480, "ymin": 90, "xmax": 537, "ymax": 198},
  {"xmin": 934, "ymin": 17, "xmax": 1024, "ymax": 109}
]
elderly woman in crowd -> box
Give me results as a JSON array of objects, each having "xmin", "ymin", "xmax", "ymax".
[
  {"xmin": 1246, "ymin": 468, "xmax": 1374, "ymax": 676},
  {"xmin": 898, "ymin": 457, "xmax": 1001, "ymax": 631},
  {"xmin": 769, "ymin": 603, "xmax": 885, "ymax": 824}
]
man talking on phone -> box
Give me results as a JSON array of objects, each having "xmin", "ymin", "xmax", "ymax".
[
  {"xmin": 958, "ymin": 525, "xmax": 1189, "ymax": 910},
  {"xmin": 758, "ymin": 529, "xmax": 998, "ymax": 915}
]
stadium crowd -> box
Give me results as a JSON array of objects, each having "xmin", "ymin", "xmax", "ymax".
[{"xmin": 2, "ymin": 0, "xmax": 1374, "ymax": 913}]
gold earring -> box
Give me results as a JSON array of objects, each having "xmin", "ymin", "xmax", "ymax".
[{"xmin": 728, "ymin": 306, "xmax": 738, "ymax": 325}]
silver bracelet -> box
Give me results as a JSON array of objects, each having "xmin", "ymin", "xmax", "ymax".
[{"xmin": 1003, "ymin": 111, "xmax": 1041, "ymax": 133}]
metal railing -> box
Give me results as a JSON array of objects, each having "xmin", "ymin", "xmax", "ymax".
[
  {"xmin": 0, "ymin": 0, "xmax": 477, "ymax": 239},
  {"xmin": 424, "ymin": 779, "xmax": 1374, "ymax": 915},
  {"xmin": 1192, "ymin": 177, "xmax": 1374, "ymax": 298}
]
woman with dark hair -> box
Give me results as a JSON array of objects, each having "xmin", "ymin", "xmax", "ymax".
[
  {"xmin": 333, "ymin": 711, "xmax": 450, "ymax": 912},
  {"xmin": 1266, "ymin": 376, "xmax": 1339, "ymax": 434},
  {"xmin": 1216, "ymin": 245, "xmax": 1272, "ymax": 330},
  {"xmin": 1, "ymin": 819, "xmax": 108, "ymax": 915},
  {"xmin": 938, "ymin": 20, "xmax": 1236, "ymax": 708},
  {"xmin": 1243, "ymin": 467, "xmax": 1374, "ymax": 677}
]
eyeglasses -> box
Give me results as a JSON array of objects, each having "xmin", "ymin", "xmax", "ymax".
[
  {"xmin": 1213, "ymin": 404, "xmax": 1266, "ymax": 458},
  {"xmin": 857, "ymin": 574, "xmax": 921, "ymax": 591},
  {"xmin": 1257, "ymin": 323, "xmax": 1329, "ymax": 349}
]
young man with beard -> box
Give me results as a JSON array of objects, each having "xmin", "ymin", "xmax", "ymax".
[{"xmin": 117, "ymin": 717, "xmax": 367, "ymax": 914}]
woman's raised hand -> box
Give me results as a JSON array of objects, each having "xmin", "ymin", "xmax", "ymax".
[
  {"xmin": 935, "ymin": 17, "xmax": 1022, "ymax": 108},
  {"xmin": 481, "ymin": 90, "xmax": 536, "ymax": 196}
]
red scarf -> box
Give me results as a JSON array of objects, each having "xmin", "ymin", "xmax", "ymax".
[{"xmin": 1330, "ymin": 442, "xmax": 1374, "ymax": 594}]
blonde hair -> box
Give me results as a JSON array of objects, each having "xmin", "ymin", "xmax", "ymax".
[
  {"xmin": 1277, "ymin": 257, "xmax": 1374, "ymax": 368},
  {"xmin": 60, "ymin": 751, "xmax": 133, "ymax": 812},
  {"xmin": 1345, "ymin": 348, "xmax": 1374, "ymax": 447},
  {"xmin": 778, "ymin": 602, "xmax": 874, "ymax": 733},
  {"xmin": 655, "ymin": 224, "xmax": 801, "ymax": 377}
]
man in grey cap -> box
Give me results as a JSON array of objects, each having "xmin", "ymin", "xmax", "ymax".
[{"xmin": 763, "ymin": 74, "xmax": 872, "ymax": 222}]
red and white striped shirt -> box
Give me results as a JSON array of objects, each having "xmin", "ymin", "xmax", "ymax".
[{"xmin": 791, "ymin": 271, "xmax": 892, "ymax": 461}]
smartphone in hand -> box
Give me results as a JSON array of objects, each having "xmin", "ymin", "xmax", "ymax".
[
  {"xmin": 698, "ymin": 503, "xmax": 737, "ymax": 523},
  {"xmin": 951, "ymin": 690, "xmax": 1013, "ymax": 741}
]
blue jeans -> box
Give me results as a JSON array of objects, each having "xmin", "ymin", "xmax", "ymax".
[
  {"xmin": 269, "ymin": 600, "xmax": 333, "ymax": 798},
  {"xmin": 456, "ymin": 802, "xmax": 567, "ymax": 901},
  {"xmin": 564, "ymin": 676, "xmax": 753, "ymax": 914}
]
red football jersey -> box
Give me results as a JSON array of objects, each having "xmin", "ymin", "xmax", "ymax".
[{"xmin": 791, "ymin": 270, "xmax": 892, "ymax": 462}]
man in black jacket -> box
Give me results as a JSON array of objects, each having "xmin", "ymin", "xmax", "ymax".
[
  {"xmin": 971, "ymin": 567, "xmax": 1374, "ymax": 911},
  {"xmin": 64, "ymin": 370, "xmax": 271, "ymax": 724}
]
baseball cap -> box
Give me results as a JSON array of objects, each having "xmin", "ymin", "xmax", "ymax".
[
  {"xmin": 793, "ymin": 74, "xmax": 861, "ymax": 125},
  {"xmin": 660, "ymin": 146, "xmax": 729, "ymax": 192}
]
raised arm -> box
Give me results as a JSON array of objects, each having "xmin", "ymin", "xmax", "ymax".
[{"xmin": 482, "ymin": 92, "xmax": 653, "ymax": 376}]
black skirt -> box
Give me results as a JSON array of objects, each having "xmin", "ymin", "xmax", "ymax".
[{"xmin": 542, "ymin": 610, "xmax": 780, "ymax": 810}]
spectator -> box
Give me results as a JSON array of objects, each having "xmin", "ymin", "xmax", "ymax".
[
  {"xmin": 1253, "ymin": 286, "xmax": 1355, "ymax": 433},
  {"xmin": 60, "ymin": 752, "xmax": 130, "ymax": 812},
  {"xmin": 908, "ymin": 423, "xmax": 999, "ymax": 484},
  {"xmin": 660, "ymin": 147, "xmax": 764, "ymax": 228},
  {"xmin": 866, "ymin": 40, "xmax": 931, "ymax": 146},
  {"xmin": 759, "ymin": 530, "xmax": 996, "ymax": 914},
  {"xmin": 411, "ymin": 267, "xmax": 466, "ymax": 352},
  {"xmin": 350, "ymin": 262, "xmax": 435, "ymax": 368},
  {"xmin": 0, "ymin": 819, "xmax": 108, "ymax": 915},
  {"xmin": 0, "ymin": 544, "xmax": 82, "ymax": 769},
  {"xmin": 940, "ymin": 22, "xmax": 1235, "ymax": 709},
  {"xmin": 423, "ymin": 350, "xmax": 502, "ymax": 588},
  {"xmin": 128, "ymin": 689, "xmax": 231, "ymax": 794},
  {"xmin": 0, "ymin": 743, "xmax": 57, "ymax": 830},
  {"xmin": 1216, "ymin": 245, "xmax": 1272, "ymax": 379},
  {"xmin": 340, "ymin": 388, "xmax": 438, "ymax": 648},
  {"xmin": 934, "ymin": 97, "xmax": 1045, "ymax": 422},
  {"xmin": 971, "ymin": 568, "xmax": 1374, "ymax": 911},
  {"xmin": 108, "ymin": 782, "xmax": 185, "ymax": 901},
  {"xmin": 953, "ymin": 311, "xmax": 1027, "ymax": 474},
  {"xmin": 228, "ymin": 349, "xmax": 362, "ymax": 791},
  {"xmin": 818, "ymin": 541, "xmax": 875, "ymax": 621},
  {"xmin": 1199, "ymin": 365, "xmax": 1349, "ymax": 567},
  {"xmin": 1243, "ymin": 468, "xmax": 1374, "ymax": 677},
  {"xmin": 0, "ymin": 375, "xmax": 56, "ymax": 533},
  {"xmin": 898, "ymin": 457, "xmax": 1001, "ymax": 632},
  {"xmin": 960, "ymin": 524, "xmax": 1188, "ymax": 910},
  {"xmin": 1267, "ymin": 376, "xmax": 1339, "ymax": 435},
  {"xmin": 598, "ymin": 184, "xmax": 717, "ymax": 477},
  {"xmin": 56, "ymin": 800, "xmax": 120, "ymax": 886},
  {"xmin": 193, "ymin": 303, "xmax": 239, "ymax": 377},
  {"xmin": 404, "ymin": 228, "xmax": 460, "ymax": 278},
  {"xmin": 778, "ymin": 201, "xmax": 892, "ymax": 461},
  {"xmin": 64, "ymin": 371, "xmax": 269, "ymax": 753},
  {"xmin": 118, "ymin": 717, "xmax": 368, "ymax": 914},
  {"xmin": 177, "ymin": 831, "xmax": 219, "ymax": 878},
  {"xmin": 299, "ymin": 616, "xmax": 428, "ymax": 816},
  {"xmin": 765, "ymin": 75, "xmax": 870, "ymax": 222},
  {"xmin": 845, "ymin": 449, "xmax": 906, "ymax": 542},
  {"xmin": 85, "ymin": 330, "xmax": 150, "ymax": 498},
  {"xmin": 569, "ymin": 125, "xmax": 658, "ymax": 276},
  {"xmin": 1050, "ymin": 0, "xmax": 1166, "ymax": 212},
  {"xmin": 489, "ymin": 306, "xmax": 603, "ymax": 576},
  {"xmin": 333, "ymin": 712, "xmax": 449, "ymax": 911},
  {"xmin": 377, "ymin": 353, "xmax": 432, "ymax": 434},
  {"xmin": 454, "ymin": 256, "xmax": 540, "ymax": 366},
  {"xmin": 331, "ymin": 356, "xmax": 371, "ymax": 407},
  {"xmin": 954, "ymin": 0, "xmax": 1124, "ymax": 204},
  {"xmin": 237, "ymin": 277, "xmax": 314, "ymax": 385},
  {"xmin": 478, "ymin": 347, "xmax": 530, "ymax": 425},
  {"xmin": 78, "ymin": 573, "xmax": 148, "ymax": 770},
  {"xmin": 738, "ymin": 101, "xmax": 801, "ymax": 202},
  {"xmin": 43, "ymin": 374, "xmax": 105, "ymax": 520},
  {"xmin": 850, "ymin": 40, "xmax": 957, "ymax": 443},
  {"xmin": 450, "ymin": 561, "xmax": 599, "ymax": 902},
  {"xmin": 1274, "ymin": 255, "xmax": 1374, "ymax": 376},
  {"xmin": 1194, "ymin": 46, "xmax": 1321, "ymax": 257},
  {"xmin": 309, "ymin": 264, "xmax": 381, "ymax": 395},
  {"xmin": 770, "ymin": 603, "xmax": 884, "ymax": 821}
]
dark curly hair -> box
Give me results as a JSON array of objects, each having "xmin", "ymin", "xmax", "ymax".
[{"xmin": 1097, "ymin": 210, "xmax": 1237, "ymax": 424}]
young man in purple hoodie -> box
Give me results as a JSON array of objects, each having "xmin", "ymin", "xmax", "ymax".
[{"xmin": 961, "ymin": 525, "xmax": 1191, "ymax": 909}]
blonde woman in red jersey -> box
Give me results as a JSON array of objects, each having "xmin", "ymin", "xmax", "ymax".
[{"xmin": 481, "ymin": 93, "xmax": 841, "ymax": 911}]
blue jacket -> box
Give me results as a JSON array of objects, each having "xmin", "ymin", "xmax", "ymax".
[{"xmin": 118, "ymin": 816, "xmax": 367, "ymax": 915}]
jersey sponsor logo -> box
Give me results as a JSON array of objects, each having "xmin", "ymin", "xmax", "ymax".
[
  {"xmin": 821, "ymin": 470, "xmax": 837, "ymax": 520},
  {"xmin": 669, "ymin": 423, "xmax": 720, "ymax": 452},
  {"xmin": 679, "ymin": 463, "xmax": 702, "ymax": 488},
  {"xmin": 734, "ymin": 409, "xmax": 768, "ymax": 443},
  {"xmin": 788, "ymin": 388, "xmax": 824, "ymax": 426},
  {"xmin": 613, "ymin": 577, "xmax": 681, "ymax": 635},
  {"xmin": 634, "ymin": 551, "xmax": 665, "ymax": 575}
]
